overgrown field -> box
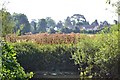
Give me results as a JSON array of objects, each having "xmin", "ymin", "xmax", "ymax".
[{"xmin": 5, "ymin": 33, "xmax": 95, "ymax": 44}]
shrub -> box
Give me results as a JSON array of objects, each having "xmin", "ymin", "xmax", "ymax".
[
  {"xmin": 1, "ymin": 40, "xmax": 33, "ymax": 80},
  {"xmin": 71, "ymin": 25, "xmax": 119, "ymax": 78}
]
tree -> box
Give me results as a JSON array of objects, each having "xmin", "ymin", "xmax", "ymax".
[
  {"xmin": 46, "ymin": 17, "xmax": 56, "ymax": 28},
  {"xmin": 60, "ymin": 27, "xmax": 72, "ymax": 33},
  {"xmin": 56, "ymin": 21, "xmax": 63, "ymax": 30},
  {"xmin": 30, "ymin": 20, "xmax": 37, "ymax": 33},
  {"xmin": 71, "ymin": 14, "xmax": 86, "ymax": 23},
  {"xmin": 48, "ymin": 28, "xmax": 56, "ymax": 34},
  {"xmin": 106, "ymin": 0, "xmax": 120, "ymax": 23},
  {"xmin": 0, "ymin": 9, "xmax": 14, "ymax": 37},
  {"xmin": 12, "ymin": 13, "xmax": 31, "ymax": 35},
  {"xmin": 106, "ymin": 0, "xmax": 120, "ymax": 15},
  {"xmin": 64, "ymin": 16, "xmax": 72, "ymax": 29},
  {"xmin": 71, "ymin": 14, "xmax": 89, "ymax": 27},
  {"xmin": 73, "ymin": 26, "xmax": 80, "ymax": 33},
  {"xmin": 37, "ymin": 19, "xmax": 47, "ymax": 33}
]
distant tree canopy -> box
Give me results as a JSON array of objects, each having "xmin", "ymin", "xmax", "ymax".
[
  {"xmin": 37, "ymin": 19, "xmax": 47, "ymax": 33},
  {"xmin": 46, "ymin": 17, "xmax": 56, "ymax": 28},
  {"xmin": 56, "ymin": 21, "xmax": 63, "ymax": 30},
  {"xmin": 12, "ymin": 13, "xmax": 31, "ymax": 35},
  {"xmin": 1, "ymin": 0, "xmax": 118, "ymax": 36},
  {"xmin": 30, "ymin": 20, "xmax": 37, "ymax": 33},
  {"xmin": 11, "ymin": 13, "xmax": 112, "ymax": 34},
  {"xmin": 64, "ymin": 16, "xmax": 72, "ymax": 27},
  {"xmin": 1, "ymin": 6, "xmax": 114, "ymax": 36}
]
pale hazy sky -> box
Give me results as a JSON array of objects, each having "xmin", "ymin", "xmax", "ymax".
[{"xmin": 2, "ymin": 0, "xmax": 118, "ymax": 24}]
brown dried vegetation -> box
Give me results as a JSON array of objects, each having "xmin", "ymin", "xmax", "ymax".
[{"xmin": 5, "ymin": 33, "xmax": 95, "ymax": 44}]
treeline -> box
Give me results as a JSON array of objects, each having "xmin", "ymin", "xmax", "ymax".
[{"xmin": 1, "ymin": 9, "xmax": 117, "ymax": 37}]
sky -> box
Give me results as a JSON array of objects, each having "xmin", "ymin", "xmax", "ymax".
[{"xmin": 2, "ymin": 0, "xmax": 118, "ymax": 24}]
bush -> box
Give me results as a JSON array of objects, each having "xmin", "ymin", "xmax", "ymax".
[
  {"xmin": 1, "ymin": 40, "xmax": 33, "ymax": 80},
  {"xmin": 71, "ymin": 25, "xmax": 120, "ymax": 78},
  {"xmin": 71, "ymin": 36, "xmax": 100, "ymax": 78}
]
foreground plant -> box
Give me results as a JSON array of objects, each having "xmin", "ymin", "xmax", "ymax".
[{"xmin": 1, "ymin": 40, "xmax": 33, "ymax": 80}]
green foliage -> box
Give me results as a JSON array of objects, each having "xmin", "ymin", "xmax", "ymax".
[
  {"xmin": 12, "ymin": 13, "xmax": 31, "ymax": 34},
  {"xmin": 7, "ymin": 24, "xmax": 119, "ymax": 79},
  {"xmin": 0, "ymin": 39, "xmax": 2, "ymax": 80},
  {"xmin": 48, "ymin": 27, "xmax": 56, "ymax": 34},
  {"xmin": 13, "ymin": 42, "xmax": 78, "ymax": 72},
  {"xmin": 16, "ymin": 24, "xmax": 24, "ymax": 36},
  {"xmin": 46, "ymin": 17, "xmax": 56, "ymax": 28},
  {"xmin": 72, "ymin": 24, "xmax": 119, "ymax": 78},
  {"xmin": 0, "ymin": 9, "xmax": 14, "ymax": 37},
  {"xmin": 72, "ymin": 36, "xmax": 98, "ymax": 78},
  {"xmin": 30, "ymin": 20, "xmax": 37, "ymax": 33},
  {"xmin": 1, "ymin": 40, "xmax": 33, "ymax": 80},
  {"xmin": 60, "ymin": 27, "xmax": 72, "ymax": 33},
  {"xmin": 37, "ymin": 19, "xmax": 47, "ymax": 33}
]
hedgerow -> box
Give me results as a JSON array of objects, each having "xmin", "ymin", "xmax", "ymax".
[{"xmin": 13, "ymin": 42, "xmax": 78, "ymax": 72}]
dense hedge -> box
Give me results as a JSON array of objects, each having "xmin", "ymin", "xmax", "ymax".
[
  {"xmin": 13, "ymin": 42, "xmax": 78, "ymax": 72},
  {"xmin": 1, "ymin": 40, "xmax": 33, "ymax": 80}
]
